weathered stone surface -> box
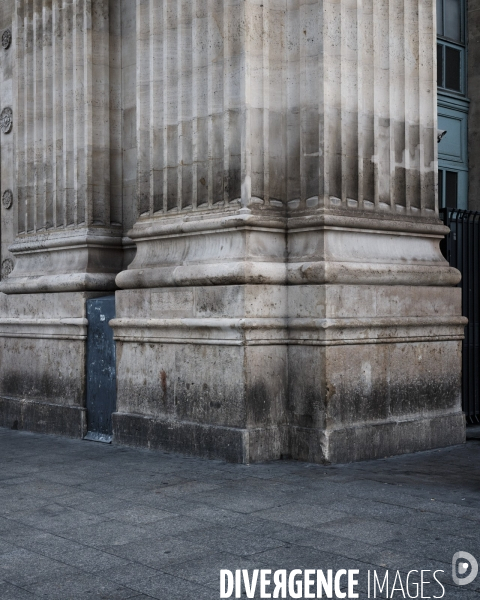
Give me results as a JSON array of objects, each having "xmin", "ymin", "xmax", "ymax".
[
  {"xmin": 113, "ymin": 413, "xmax": 287, "ymax": 464},
  {"xmin": 126, "ymin": 0, "xmax": 436, "ymax": 216},
  {"xmin": 111, "ymin": 281, "xmax": 465, "ymax": 463},
  {"xmin": 0, "ymin": 292, "xmax": 96, "ymax": 438}
]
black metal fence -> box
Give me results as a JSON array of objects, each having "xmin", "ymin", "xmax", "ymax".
[{"xmin": 440, "ymin": 208, "xmax": 480, "ymax": 424}]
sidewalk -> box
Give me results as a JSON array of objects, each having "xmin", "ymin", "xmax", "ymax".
[{"xmin": 0, "ymin": 427, "xmax": 479, "ymax": 600}]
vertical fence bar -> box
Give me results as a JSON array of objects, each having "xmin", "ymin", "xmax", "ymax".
[{"xmin": 441, "ymin": 207, "xmax": 480, "ymax": 424}]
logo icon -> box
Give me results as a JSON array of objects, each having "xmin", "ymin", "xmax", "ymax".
[{"xmin": 452, "ymin": 551, "xmax": 478, "ymax": 586}]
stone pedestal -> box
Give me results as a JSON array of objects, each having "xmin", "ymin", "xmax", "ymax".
[
  {"xmin": 112, "ymin": 209, "xmax": 465, "ymax": 462},
  {"xmin": 113, "ymin": 285, "xmax": 288, "ymax": 463},
  {"xmin": 287, "ymin": 283, "xmax": 465, "ymax": 463},
  {"xmin": 0, "ymin": 292, "xmax": 92, "ymax": 437}
]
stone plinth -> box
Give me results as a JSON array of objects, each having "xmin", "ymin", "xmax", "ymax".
[
  {"xmin": 112, "ymin": 208, "xmax": 465, "ymax": 462},
  {"xmin": 112, "ymin": 284, "xmax": 288, "ymax": 463},
  {"xmin": 0, "ymin": 292, "xmax": 92, "ymax": 437}
]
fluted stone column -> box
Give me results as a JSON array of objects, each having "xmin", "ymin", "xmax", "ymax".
[
  {"xmin": 1, "ymin": 0, "xmax": 123, "ymax": 294},
  {"xmin": 112, "ymin": 0, "xmax": 466, "ymax": 462}
]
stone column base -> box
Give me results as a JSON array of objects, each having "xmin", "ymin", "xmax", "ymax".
[
  {"xmin": 111, "ymin": 283, "xmax": 466, "ymax": 464},
  {"xmin": 112, "ymin": 413, "xmax": 287, "ymax": 463},
  {"xmin": 112, "ymin": 412, "xmax": 464, "ymax": 464},
  {"xmin": 0, "ymin": 397, "xmax": 87, "ymax": 438},
  {"xmin": 289, "ymin": 413, "xmax": 465, "ymax": 464}
]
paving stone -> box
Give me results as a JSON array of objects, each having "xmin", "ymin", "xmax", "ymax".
[
  {"xmin": 0, "ymin": 547, "xmax": 80, "ymax": 587},
  {"xmin": 0, "ymin": 480, "xmax": 74, "ymax": 500},
  {"xmin": 56, "ymin": 547, "xmax": 131, "ymax": 573},
  {"xmin": 188, "ymin": 488, "xmax": 295, "ymax": 514},
  {"xmin": 99, "ymin": 562, "xmax": 164, "ymax": 586},
  {"xmin": 0, "ymin": 494, "xmax": 52, "ymax": 516},
  {"xmin": 0, "ymin": 581, "xmax": 35, "ymax": 600},
  {"xmin": 253, "ymin": 502, "xmax": 354, "ymax": 529},
  {"xmin": 154, "ymin": 498, "xmax": 251, "ymax": 526},
  {"xmin": 116, "ymin": 514, "xmax": 212, "ymax": 538},
  {"xmin": 100, "ymin": 535, "xmax": 212, "ymax": 569},
  {"xmin": 313, "ymin": 516, "xmax": 419, "ymax": 545},
  {"xmin": 53, "ymin": 490, "xmax": 141, "ymax": 516},
  {"xmin": 232, "ymin": 516, "xmax": 318, "ymax": 543},
  {"xmin": 59, "ymin": 520, "xmax": 152, "ymax": 548},
  {"xmin": 24, "ymin": 572, "xmax": 140, "ymax": 599},
  {"xmin": 6, "ymin": 505, "xmax": 108, "ymax": 534},
  {"xmin": 103, "ymin": 504, "xmax": 175, "ymax": 525},
  {"xmin": 178, "ymin": 524, "xmax": 286, "ymax": 556},
  {"xmin": 1, "ymin": 531, "xmax": 88, "ymax": 559}
]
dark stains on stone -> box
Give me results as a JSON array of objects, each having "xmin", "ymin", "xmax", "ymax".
[
  {"xmin": 0, "ymin": 372, "xmax": 84, "ymax": 407},
  {"xmin": 246, "ymin": 382, "xmax": 271, "ymax": 426},
  {"xmin": 160, "ymin": 370, "xmax": 167, "ymax": 395}
]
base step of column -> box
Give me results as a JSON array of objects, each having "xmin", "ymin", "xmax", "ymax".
[
  {"xmin": 0, "ymin": 397, "xmax": 87, "ymax": 439},
  {"xmin": 112, "ymin": 412, "xmax": 287, "ymax": 464}
]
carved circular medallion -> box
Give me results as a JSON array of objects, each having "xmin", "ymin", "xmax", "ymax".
[
  {"xmin": 1, "ymin": 258, "xmax": 14, "ymax": 279},
  {"xmin": 2, "ymin": 30, "xmax": 11, "ymax": 50},
  {"xmin": 0, "ymin": 107, "xmax": 12, "ymax": 134},
  {"xmin": 2, "ymin": 189, "xmax": 12, "ymax": 209}
]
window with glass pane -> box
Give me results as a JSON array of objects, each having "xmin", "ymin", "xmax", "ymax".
[
  {"xmin": 445, "ymin": 171, "xmax": 458, "ymax": 207},
  {"xmin": 445, "ymin": 46, "xmax": 462, "ymax": 91},
  {"xmin": 436, "ymin": 0, "xmax": 465, "ymax": 94},
  {"xmin": 438, "ymin": 170, "xmax": 460, "ymax": 208},
  {"xmin": 437, "ymin": 0, "xmax": 468, "ymax": 211},
  {"xmin": 437, "ymin": 0, "xmax": 443, "ymax": 35},
  {"xmin": 437, "ymin": 44, "xmax": 463, "ymax": 92},
  {"xmin": 445, "ymin": 0, "xmax": 462, "ymax": 41},
  {"xmin": 437, "ymin": 0, "xmax": 463, "ymax": 42}
]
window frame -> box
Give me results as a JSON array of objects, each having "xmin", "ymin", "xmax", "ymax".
[{"xmin": 437, "ymin": 40, "xmax": 466, "ymax": 95}]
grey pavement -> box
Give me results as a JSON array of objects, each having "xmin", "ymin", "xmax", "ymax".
[{"xmin": 0, "ymin": 427, "xmax": 479, "ymax": 600}]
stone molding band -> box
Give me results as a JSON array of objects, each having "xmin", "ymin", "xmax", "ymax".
[
  {"xmin": 117, "ymin": 261, "xmax": 460, "ymax": 289},
  {"xmin": 128, "ymin": 211, "xmax": 449, "ymax": 240},
  {"xmin": 8, "ymin": 231, "xmax": 124, "ymax": 254},
  {"xmin": 287, "ymin": 213, "xmax": 449, "ymax": 235},
  {"xmin": 286, "ymin": 262, "xmax": 461, "ymax": 286},
  {"xmin": 0, "ymin": 229, "xmax": 125, "ymax": 294},
  {"xmin": 112, "ymin": 411, "xmax": 465, "ymax": 464},
  {"xmin": 0, "ymin": 274, "xmax": 119, "ymax": 294},
  {"xmin": 110, "ymin": 316, "xmax": 467, "ymax": 346},
  {"xmin": 114, "ymin": 210, "xmax": 459, "ymax": 290},
  {"xmin": 0, "ymin": 397, "xmax": 87, "ymax": 439},
  {"xmin": 0, "ymin": 318, "xmax": 88, "ymax": 340},
  {"xmin": 1, "ymin": 212, "xmax": 458, "ymax": 293},
  {"xmin": 112, "ymin": 413, "xmax": 284, "ymax": 464}
]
